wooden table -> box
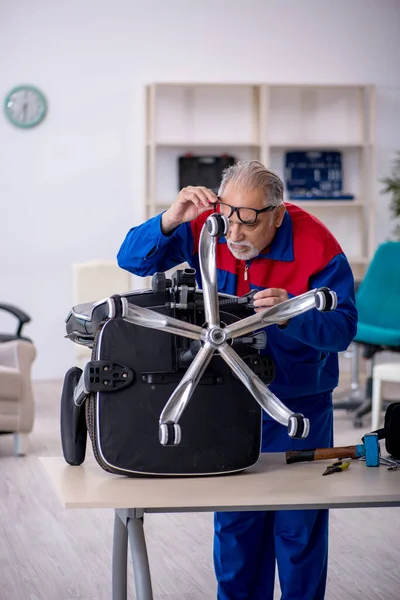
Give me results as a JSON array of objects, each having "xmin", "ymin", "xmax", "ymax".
[{"xmin": 40, "ymin": 453, "xmax": 400, "ymax": 600}]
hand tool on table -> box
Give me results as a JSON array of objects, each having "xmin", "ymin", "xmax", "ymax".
[
  {"xmin": 286, "ymin": 432, "xmax": 380, "ymax": 467},
  {"xmin": 322, "ymin": 460, "xmax": 351, "ymax": 476}
]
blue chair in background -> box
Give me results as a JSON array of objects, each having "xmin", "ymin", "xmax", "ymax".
[{"xmin": 335, "ymin": 242, "xmax": 400, "ymax": 427}]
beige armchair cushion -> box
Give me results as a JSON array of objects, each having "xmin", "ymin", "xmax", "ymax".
[{"xmin": 0, "ymin": 340, "xmax": 36, "ymax": 436}]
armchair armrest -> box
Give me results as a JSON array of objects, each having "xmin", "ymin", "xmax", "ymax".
[{"xmin": 0, "ymin": 303, "xmax": 31, "ymax": 337}]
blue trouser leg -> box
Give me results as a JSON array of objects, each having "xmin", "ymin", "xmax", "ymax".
[
  {"xmin": 274, "ymin": 509, "xmax": 329, "ymax": 600},
  {"xmin": 214, "ymin": 510, "xmax": 276, "ymax": 600},
  {"xmin": 214, "ymin": 392, "xmax": 333, "ymax": 600}
]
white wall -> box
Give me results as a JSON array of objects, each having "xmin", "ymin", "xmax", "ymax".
[{"xmin": 1, "ymin": 0, "xmax": 399, "ymax": 380}]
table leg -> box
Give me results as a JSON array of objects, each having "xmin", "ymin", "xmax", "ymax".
[
  {"xmin": 113, "ymin": 511, "xmax": 128, "ymax": 600},
  {"xmin": 127, "ymin": 512, "xmax": 154, "ymax": 600},
  {"xmin": 114, "ymin": 509, "xmax": 154, "ymax": 600}
]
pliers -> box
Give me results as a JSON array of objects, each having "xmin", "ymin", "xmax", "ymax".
[{"xmin": 322, "ymin": 460, "xmax": 351, "ymax": 476}]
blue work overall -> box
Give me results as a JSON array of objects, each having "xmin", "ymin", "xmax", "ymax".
[
  {"xmin": 214, "ymin": 392, "xmax": 333, "ymax": 600},
  {"xmin": 117, "ymin": 206, "xmax": 357, "ymax": 600}
]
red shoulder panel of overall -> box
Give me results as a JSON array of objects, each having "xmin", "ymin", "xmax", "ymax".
[
  {"xmin": 250, "ymin": 204, "xmax": 343, "ymax": 295},
  {"xmin": 190, "ymin": 204, "xmax": 343, "ymax": 296}
]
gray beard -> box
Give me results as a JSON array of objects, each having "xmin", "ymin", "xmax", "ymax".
[{"xmin": 227, "ymin": 240, "xmax": 260, "ymax": 261}]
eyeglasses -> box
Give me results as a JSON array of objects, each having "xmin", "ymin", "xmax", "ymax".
[{"xmin": 214, "ymin": 200, "xmax": 278, "ymax": 225}]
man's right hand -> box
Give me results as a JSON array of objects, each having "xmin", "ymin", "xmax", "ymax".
[{"xmin": 161, "ymin": 186, "xmax": 218, "ymax": 234}]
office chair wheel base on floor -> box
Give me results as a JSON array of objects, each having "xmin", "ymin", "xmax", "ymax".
[
  {"xmin": 334, "ymin": 343, "xmax": 365, "ymax": 412},
  {"xmin": 352, "ymin": 363, "xmax": 374, "ymax": 428},
  {"xmin": 353, "ymin": 398, "xmax": 373, "ymax": 428}
]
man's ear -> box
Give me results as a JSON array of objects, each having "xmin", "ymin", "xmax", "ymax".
[{"xmin": 275, "ymin": 205, "xmax": 286, "ymax": 228}]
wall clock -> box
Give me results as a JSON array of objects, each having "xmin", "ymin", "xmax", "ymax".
[{"xmin": 4, "ymin": 85, "xmax": 47, "ymax": 128}]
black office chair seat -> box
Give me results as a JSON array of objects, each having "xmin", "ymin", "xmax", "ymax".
[{"xmin": 62, "ymin": 280, "xmax": 268, "ymax": 477}]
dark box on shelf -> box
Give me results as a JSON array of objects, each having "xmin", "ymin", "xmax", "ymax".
[
  {"xmin": 178, "ymin": 154, "xmax": 236, "ymax": 193},
  {"xmin": 285, "ymin": 151, "xmax": 354, "ymax": 200}
]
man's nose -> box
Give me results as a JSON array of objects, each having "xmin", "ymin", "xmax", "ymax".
[{"xmin": 229, "ymin": 222, "xmax": 245, "ymax": 242}]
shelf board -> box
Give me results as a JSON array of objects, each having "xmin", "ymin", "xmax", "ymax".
[
  {"xmin": 269, "ymin": 83, "xmax": 369, "ymax": 90},
  {"xmin": 288, "ymin": 200, "xmax": 363, "ymax": 208},
  {"xmin": 269, "ymin": 142, "xmax": 367, "ymax": 150},
  {"xmin": 150, "ymin": 82, "xmax": 263, "ymax": 88},
  {"xmin": 148, "ymin": 141, "xmax": 261, "ymax": 148},
  {"xmin": 148, "ymin": 142, "xmax": 372, "ymax": 150},
  {"xmin": 149, "ymin": 83, "xmax": 370, "ymax": 90}
]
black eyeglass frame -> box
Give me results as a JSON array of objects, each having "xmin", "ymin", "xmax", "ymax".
[{"xmin": 213, "ymin": 200, "xmax": 278, "ymax": 225}]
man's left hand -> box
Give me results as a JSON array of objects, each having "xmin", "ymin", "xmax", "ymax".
[{"xmin": 252, "ymin": 288, "xmax": 289, "ymax": 324}]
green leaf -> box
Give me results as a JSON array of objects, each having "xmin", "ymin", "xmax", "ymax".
[{"xmin": 381, "ymin": 152, "xmax": 400, "ymax": 236}]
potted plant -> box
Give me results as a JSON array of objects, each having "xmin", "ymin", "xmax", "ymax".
[{"xmin": 381, "ymin": 152, "xmax": 400, "ymax": 238}]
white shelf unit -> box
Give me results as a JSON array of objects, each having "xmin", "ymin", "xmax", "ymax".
[
  {"xmin": 145, "ymin": 83, "xmax": 265, "ymax": 215},
  {"xmin": 145, "ymin": 83, "xmax": 375, "ymax": 279}
]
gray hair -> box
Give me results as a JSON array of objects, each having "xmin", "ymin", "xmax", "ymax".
[{"xmin": 218, "ymin": 160, "xmax": 284, "ymax": 207}]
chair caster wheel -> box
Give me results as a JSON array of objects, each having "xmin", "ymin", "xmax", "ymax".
[
  {"xmin": 288, "ymin": 413, "xmax": 310, "ymax": 439},
  {"xmin": 315, "ymin": 288, "xmax": 338, "ymax": 311},
  {"xmin": 159, "ymin": 422, "xmax": 182, "ymax": 446},
  {"xmin": 206, "ymin": 213, "xmax": 229, "ymax": 237}
]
